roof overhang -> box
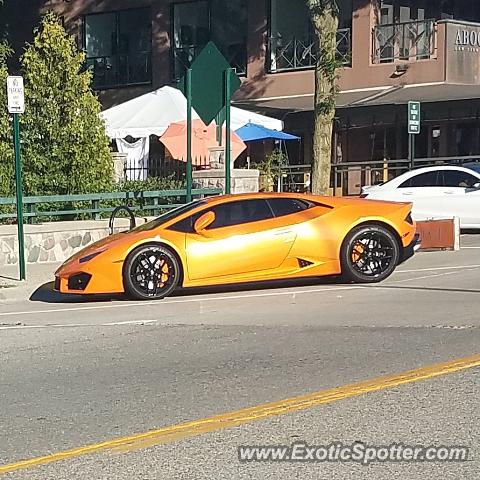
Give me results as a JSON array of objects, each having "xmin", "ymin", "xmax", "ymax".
[{"xmin": 234, "ymin": 83, "xmax": 480, "ymax": 113}]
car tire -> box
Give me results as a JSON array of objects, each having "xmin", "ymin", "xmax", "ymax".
[
  {"xmin": 123, "ymin": 243, "xmax": 180, "ymax": 300},
  {"xmin": 341, "ymin": 225, "xmax": 400, "ymax": 284}
]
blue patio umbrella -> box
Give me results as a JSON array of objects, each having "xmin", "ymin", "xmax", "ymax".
[{"xmin": 235, "ymin": 122, "xmax": 300, "ymax": 142}]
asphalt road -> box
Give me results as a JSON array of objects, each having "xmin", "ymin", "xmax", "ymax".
[{"xmin": 0, "ymin": 235, "xmax": 479, "ymax": 479}]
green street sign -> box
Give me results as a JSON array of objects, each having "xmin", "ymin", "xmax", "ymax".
[
  {"xmin": 180, "ymin": 42, "xmax": 241, "ymax": 125},
  {"xmin": 408, "ymin": 101, "xmax": 421, "ymax": 135}
]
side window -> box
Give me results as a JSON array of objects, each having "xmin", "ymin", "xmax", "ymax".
[
  {"xmin": 399, "ymin": 171, "xmax": 439, "ymax": 188},
  {"xmin": 168, "ymin": 215, "xmax": 195, "ymax": 233},
  {"xmin": 267, "ymin": 198, "xmax": 312, "ymax": 217},
  {"xmin": 208, "ymin": 199, "xmax": 274, "ymax": 229},
  {"xmin": 442, "ymin": 170, "xmax": 479, "ymax": 188}
]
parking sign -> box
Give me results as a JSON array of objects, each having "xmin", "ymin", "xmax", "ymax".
[
  {"xmin": 408, "ymin": 101, "xmax": 421, "ymax": 135},
  {"xmin": 7, "ymin": 76, "xmax": 25, "ymax": 114}
]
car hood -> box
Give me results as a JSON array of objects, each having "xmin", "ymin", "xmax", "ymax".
[{"xmin": 56, "ymin": 231, "xmax": 132, "ymax": 272}]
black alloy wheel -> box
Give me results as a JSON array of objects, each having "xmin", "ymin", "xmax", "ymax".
[
  {"xmin": 341, "ymin": 225, "xmax": 400, "ymax": 283},
  {"xmin": 123, "ymin": 244, "xmax": 180, "ymax": 300}
]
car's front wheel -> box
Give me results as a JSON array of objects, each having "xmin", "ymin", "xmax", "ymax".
[
  {"xmin": 123, "ymin": 244, "xmax": 180, "ymax": 300},
  {"xmin": 341, "ymin": 225, "xmax": 400, "ymax": 283}
]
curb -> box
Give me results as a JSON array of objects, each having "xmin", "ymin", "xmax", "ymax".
[{"xmin": 0, "ymin": 282, "xmax": 39, "ymax": 303}]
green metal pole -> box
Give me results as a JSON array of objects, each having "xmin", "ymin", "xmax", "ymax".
[
  {"xmin": 186, "ymin": 68, "xmax": 193, "ymax": 203},
  {"xmin": 224, "ymin": 68, "xmax": 232, "ymax": 195},
  {"xmin": 13, "ymin": 113, "xmax": 26, "ymax": 281}
]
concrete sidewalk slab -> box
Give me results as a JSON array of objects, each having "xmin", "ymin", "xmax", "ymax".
[{"xmin": 0, "ymin": 262, "xmax": 60, "ymax": 303}]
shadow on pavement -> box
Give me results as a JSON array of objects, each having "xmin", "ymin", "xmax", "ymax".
[
  {"xmin": 29, "ymin": 282, "xmax": 124, "ymax": 304},
  {"xmin": 30, "ymin": 275, "xmax": 347, "ymax": 304}
]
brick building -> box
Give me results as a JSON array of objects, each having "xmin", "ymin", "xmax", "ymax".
[{"xmin": 3, "ymin": 0, "xmax": 480, "ymax": 192}]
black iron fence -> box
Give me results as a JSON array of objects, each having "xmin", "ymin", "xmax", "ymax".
[{"xmin": 123, "ymin": 155, "xmax": 210, "ymax": 183}]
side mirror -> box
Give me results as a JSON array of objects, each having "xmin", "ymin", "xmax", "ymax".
[
  {"xmin": 474, "ymin": 182, "xmax": 480, "ymax": 189},
  {"xmin": 194, "ymin": 211, "xmax": 215, "ymax": 235}
]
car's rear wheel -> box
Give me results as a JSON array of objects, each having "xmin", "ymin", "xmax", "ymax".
[
  {"xmin": 341, "ymin": 225, "xmax": 400, "ymax": 283},
  {"xmin": 123, "ymin": 244, "xmax": 180, "ymax": 300}
]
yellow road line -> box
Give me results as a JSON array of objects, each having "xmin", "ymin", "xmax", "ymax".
[{"xmin": 1, "ymin": 353, "xmax": 479, "ymax": 475}]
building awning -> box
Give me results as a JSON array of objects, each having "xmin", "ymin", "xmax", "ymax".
[
  {"xmin": 233, "ymin": 88, "xmax": 392, "ymax": 112},
  {"xmin": 234, "ymin": 83, "xmax": 480, "ymax": 114},
  {"xmin": 349, "ymin": 83, "xmax": 480, "ymax": 107}
]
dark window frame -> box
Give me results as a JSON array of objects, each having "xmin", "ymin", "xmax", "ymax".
[
  {"xmin": 83, "ymin": 7, "xmax": 152, "ymax": 90},
  {"xmin": 266, "ymin": 198, "xmax": 313, "ymax": 217},
  {"xmin": 170, "ymin": 0, "xmax": 248, "ymax": 81},
  {"xmin": 168, "ymin": 197, "xmax": 326, "ymax": 233},
  {"xmin": 399, "ymin": 170, "xmax": 441, "ymax": 188},
  {"xmin": 206, "ymin": 199, "xmax": 275, "ymax": 230},
  {"xmin": 267, "ymin": 0, "xmax": 353, "ymax": 73},
  {"xmin": 441, "ymin": 169, "xmax": 480, "ymax": 188}
]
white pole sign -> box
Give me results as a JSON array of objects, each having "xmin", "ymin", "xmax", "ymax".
[{"xmin": 6, "ymin": 76, "xmax": 25, "ymax": 114}]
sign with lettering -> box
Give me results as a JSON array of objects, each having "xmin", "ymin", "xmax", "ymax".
[
  {"xmin": 6, "ymin": 76, "xmax": 25, "ymax": 114},
  {"xmin": 454, "ymin": 28, "xmax": 480, "ymax": 52},
  {"xmin": 408, "ymin": 101, "xmax": 421, "ymax": 135}
]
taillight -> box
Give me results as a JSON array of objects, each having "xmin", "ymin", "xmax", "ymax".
[{"xmin": 405, "ymin": 212, "xmax": 413, "ymax": 225}]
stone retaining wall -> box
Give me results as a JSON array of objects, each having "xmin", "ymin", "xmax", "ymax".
[
  {"xmin": 0, "ymin": 218, "xmax": 148, "ymax": 266},
  {"xmin": 193, "ymin": 169, "xmax": 260, "ymax": 193}
]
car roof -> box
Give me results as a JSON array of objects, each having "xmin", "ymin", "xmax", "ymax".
[
  {"xmin": 202, "ymin": 192, "xmax": 316, "ymax": 205},
  {"xmin": 382, "ymin": 164, "xmax": 480, "ymax": 187}
]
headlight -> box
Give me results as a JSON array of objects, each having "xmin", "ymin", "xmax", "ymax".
[{"xmin": 79, "ymin": 250, "xmax": 106, "ymax": 264}]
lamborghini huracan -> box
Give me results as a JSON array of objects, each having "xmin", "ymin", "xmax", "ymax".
[{"xmin": 54, "ymin": 193, "xmax": 420, "ymax": 300}]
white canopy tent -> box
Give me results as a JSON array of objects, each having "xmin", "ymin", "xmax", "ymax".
[{"xmin": 100, "ymin": 85, "xmax": 283, "ymax": 139}]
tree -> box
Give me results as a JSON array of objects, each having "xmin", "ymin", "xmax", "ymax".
[
  {"xmin": 20, "ymin": 12, "xmax": 113, "ymax": 196},
  {"xmin": 306, "ymin": 0, "xmax": 340, "ymax": 195},
  {"xmin": 0, "ymin": 41, "xmax": 14, "ymax": 197}
]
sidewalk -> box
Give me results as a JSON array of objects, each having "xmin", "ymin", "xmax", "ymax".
[{"xmin": 0, "ymin": 262, "xmax": 61, "ymax": 303}]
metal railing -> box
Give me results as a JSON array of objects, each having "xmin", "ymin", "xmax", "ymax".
[
  {"xmin": 172, "ymin": 42, "xmax": 247, "ymax": 80},
  {"xmin": 331, "ymin": 156, "xmax": 480, "ymax": 195},
  {"xmin": 373, "ymin": 19, "xmax": 435, "ymax": 63},
  {"xmin": 0, "ymin": 188, "xmax": 222, "ymax": 223},
  {"xmin": 275, "ymin": 156, "xmax": 480, "ymax": 196},
  {"xmin": 123, "ymin": 156, "xmax": 210, "ymax": 182},
  {"xmin": 268, "ymin": 28, "xmax": 352, "ymax": 73},
  {"xmin": 277, "ymin": 164, "xmax": 312, "ymax": 192}
]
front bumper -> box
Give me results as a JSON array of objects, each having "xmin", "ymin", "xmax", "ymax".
[
  {"xmin": 54, "ymin": 262, "xmax": 125, "ymax": 295},
  {"xmin": 400, "ymin": 233, "xmax": 421, "ymax": 264}
]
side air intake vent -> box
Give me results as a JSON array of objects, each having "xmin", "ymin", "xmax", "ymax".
[{"xmin": 298, "ymin": 258, "xmax": 314, "ymax": 268}]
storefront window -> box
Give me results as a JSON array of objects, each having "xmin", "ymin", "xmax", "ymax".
[
  {"xmin": 172, "ymin": 0, "xmax": 247, "ymax": 80},
  {"xmin": 379, "ymin": 1, "xmax": 480, "ymax": 24},
  {"xmin": 85, "ymin": 9, "xmax": 151, "ymax": 89},
  {"xmin": 375, "ymin": 1, "xmax": 435, "ymax": 62},
  {"xmin": 268, "ymin": 0, "xmax": 352, "ymax": 72}
]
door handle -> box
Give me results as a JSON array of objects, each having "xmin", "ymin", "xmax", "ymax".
[
  {"xmin": 443, "ymin": 191, "xmax": 455, "ymax": 194},
  {"xmin": 401, "ymin": 192, "xmax": 413, "ymax": 196}
]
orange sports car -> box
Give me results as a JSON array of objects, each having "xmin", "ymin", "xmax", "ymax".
[{"xmin": 54, "ymin": 193, "xmax": 420, "ymax": 300}]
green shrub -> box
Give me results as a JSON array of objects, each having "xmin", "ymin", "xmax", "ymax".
[{"xmin": 20, "ymin": 13, "xmax": 113, "ymax": 197}]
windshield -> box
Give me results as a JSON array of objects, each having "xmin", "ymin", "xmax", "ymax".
[{"xmin": 131, "ymin": 200, "xmax": 207, "ymax": 232}]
